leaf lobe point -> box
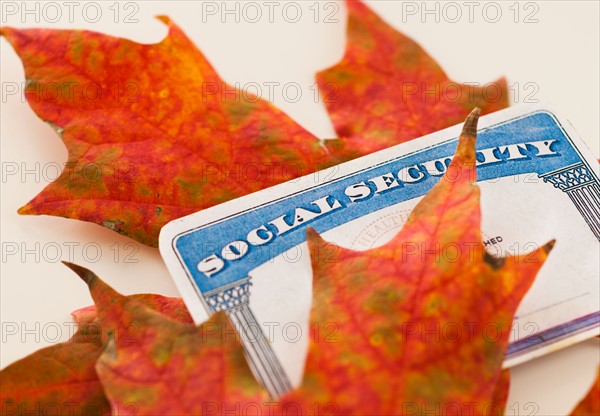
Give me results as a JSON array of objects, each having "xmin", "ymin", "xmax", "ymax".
[
  {"xmin": 483, "ymin": 251, "xmax": 506, "ymax": 271},
  {"xmin": 62, "ymin": 261, "xmax": 97, "ymax": 286},
  {"xmin": 17, "ymin": 204, "xmax": 34, "ymax": 215},
  {"xmin": 542, "ymin": 239, "xmax": 556, "ymax": 254},
  {"xmin": 461, "ymin": 107, "xmax": 481, "ymax": 139}
]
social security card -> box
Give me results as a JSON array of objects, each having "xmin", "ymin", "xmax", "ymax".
[{"xmin": 160, "ymin": 104, "xmax": 599, "ymax": 388}]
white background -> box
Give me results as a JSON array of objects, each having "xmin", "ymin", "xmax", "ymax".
[{"xmin": 1, "ymin": 1, "xmax": 599, "ymax": 414}]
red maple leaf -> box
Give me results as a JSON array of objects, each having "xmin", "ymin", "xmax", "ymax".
[
  {"xmin": 318, "ymin": 0, "xmax": 509, "ymax": 160},
  {"xmin": 0, "ymin": 1, "xmax": 507, "ymax": 246}
]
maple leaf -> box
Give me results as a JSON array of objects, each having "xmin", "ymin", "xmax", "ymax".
[
  {"xmin": 2, "ymin": 1, "xmax": 509, "ymax": 247},
  {"xmin": 318, "ymin": 0, "xmax": 509, "ymax": 160},
  {"xmin": 0, "ymin": 18, "xmax": 342, "ymax": 247},
  {"xmin": 63, "ymin": 262, "xmax": 268, "ymax": 415},
  {"xmin": 570, "ymin": 368, "xmax": 600, "ymax": 416},
  {"xmin": 280, "ymin": 109, "xmax": 554, "ymax": 414},
  {"xmin": 0, "ymin": 289, "xmax": 191, "ymax": 415}
]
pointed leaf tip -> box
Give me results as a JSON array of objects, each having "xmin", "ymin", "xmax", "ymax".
[
  {"xmin": 17, "ymin": 203, "xmax": 34, "ymax": 215},
  {"xmin": 62, "ymin": 261, "xmax": 97, "ymax": 285},
  {"xmin": 155, "ymin": 15, "xmax": 172, "ymax": 26},
  {"xmin": 543, "ymin": 239, "xmax": 556, "ymax": 254},
  {"xmin": 454, "ymin": 108, "xmax": 481, "ymax": 165},
  {"xmin": 461, "ymin": 108, "xmax": 481, "ymax": 138},
  {"xmin": 0, "ymin": 26, "xmax": 15, "ymax": 38},
  {"xmin": 306, "ymin": 227, "xmax": 327, "ymax": 248},
  {"xmin": 306, "ymin": 227, "xmax": 319, "ymax": 240}
]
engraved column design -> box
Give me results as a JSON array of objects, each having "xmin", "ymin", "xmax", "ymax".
[
  {"xmin": 205, "ymin": 278, "xmax": 292, "ymax": 398},
  {"xmin": 541, "ymin": 163, "xmax": 600, "ymax": 240}
]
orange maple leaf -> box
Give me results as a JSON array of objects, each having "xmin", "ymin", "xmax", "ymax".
[
  {"xmin": 318, "ymin": 0, "xmax": 509, "ymax": 160},
  {"xmin": 279, "ymin": 109, "xmax": 553, "ymax": 414},
  {"xmin": 0, "ymin": 0, "xmax": 507, "ymax": 247},
  {"xmin": 0, "ymin": 291, "xmax": 193, "ymax": 416},
  {"xmin": 64, "ymin": 262, "xmax": 269, "ymax": 415},
  {"xmin": 0, "ymin": 18, "xmax": 342, "ymax": 247}
]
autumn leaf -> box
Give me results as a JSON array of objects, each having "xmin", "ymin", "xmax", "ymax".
[
  {"xmin": 318, "ymin": 0, "xmax": 509, "ymax": 160},
  {"xmin": 0, "ymin": 290, "xmax": 191, "ymax": 416},
  {"xmin": 62, "ymin": 262, "xmax": 268, "ymax": 415},
  {"xmin": 570, "ymin": 368, "xmax": 600, "ymax": 416},
  {"xmin": 0, "ymin": 18, "xmax": 342, "ymax": 247},
  {"xmin": 2, "ymin": 1, "xmax": 510, "ymax": 247},
  {"xmin": 280, "ymin": 109, "xmax": 554, "ymax": 414}
]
